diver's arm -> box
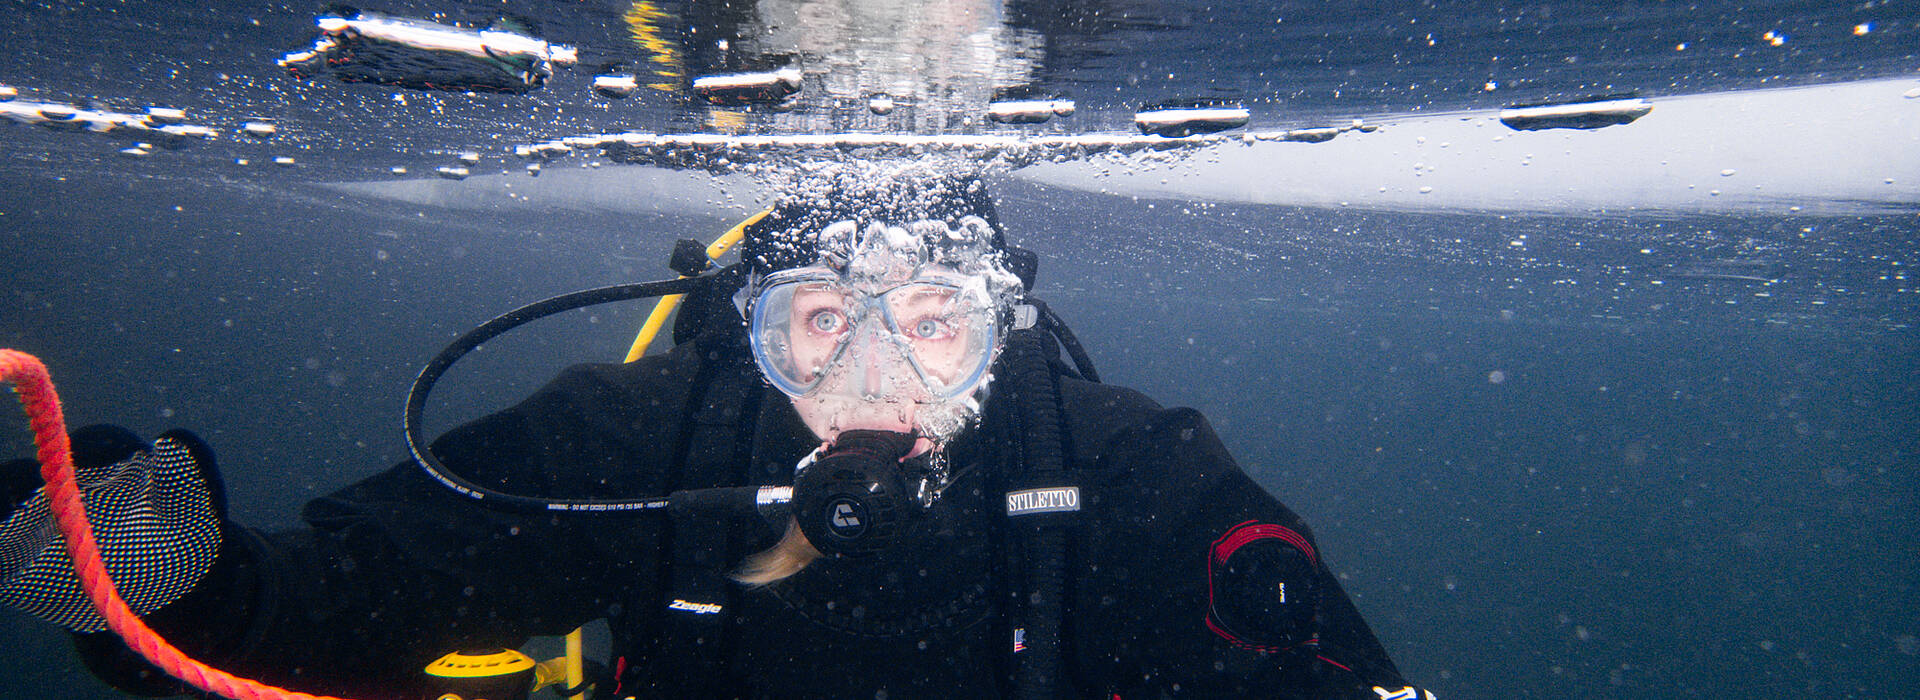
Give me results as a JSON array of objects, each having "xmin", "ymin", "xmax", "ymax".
[
  {"xmin": 69, "ymin": 358, "xmax": 688, "ymax": 697},
  {"xmin": 1077, "ymin": 402, "xmax": 1431, "ymax": 698},
  {"xmin": 1, "ymin": 426, "xmax": 236, "ymax": 697}
]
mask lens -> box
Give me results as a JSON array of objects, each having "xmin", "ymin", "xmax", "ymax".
[
  {"xmin": 750, "ymin": 275, "xmax": 997, "ymax": 401},
  {"xmin": 882, "ymin": 282, "xmax": 995, "ymax": 397},
  {"xmin": 751, "ymin": 276, "xmax": 857, "ymax": 396}
]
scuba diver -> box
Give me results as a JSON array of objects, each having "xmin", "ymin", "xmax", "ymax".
[{"xmin": 1, "ymin": 170, "xmax": 1435, "ymax": 699}]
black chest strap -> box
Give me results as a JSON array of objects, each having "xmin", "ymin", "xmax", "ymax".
[
  {"xmin": 999, "ymin": 327, "xmax": 1080, "ymax": 700},
  {"xmin": 643, "ymin": 345, "xmax": 762, "ymax": 697}
]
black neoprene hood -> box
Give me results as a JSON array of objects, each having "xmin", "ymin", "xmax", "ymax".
[{"xmin": 673, "ymin": 173, "xmax": 1027, "ymax": 347}]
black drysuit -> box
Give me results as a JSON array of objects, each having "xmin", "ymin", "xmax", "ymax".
[{"xmin": 77, "ymin": 336, "xmax": 1415, "ymax": 699}]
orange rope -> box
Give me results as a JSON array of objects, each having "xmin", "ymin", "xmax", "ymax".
[{"xmin": 1, "ymin": 349, "xmax": 358, "ymax": 700}]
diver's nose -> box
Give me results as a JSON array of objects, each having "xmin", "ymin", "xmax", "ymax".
[
  {"xmin": 843, "ymin": 324, "xmax": 909, "ymax": 399},
  {"xmin": 860, "ymin": 350, "xmax": 889, "ymax": 398}
]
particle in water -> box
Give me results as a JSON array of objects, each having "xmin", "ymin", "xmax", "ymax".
[
  {"xmin": 1488, "ymin": 370, "xmax": 1507, "ymax": 384},
  {"xmin": 1854, "ymin": 23, "xmax": 1872, "ymax": 35}
]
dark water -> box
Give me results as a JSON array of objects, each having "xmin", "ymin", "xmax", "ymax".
[
  {"xmin": 3, "ymin": 1, "xmax": 1918, "ymax": 698},
  {"xmin": 1011, "ymin": 184, "xmax": 1920, "ymax": 697}
]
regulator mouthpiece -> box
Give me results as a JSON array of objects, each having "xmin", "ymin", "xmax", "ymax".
[{"xmin": 792, "ymin": 430, "xmax": 925, "ymax": 558}]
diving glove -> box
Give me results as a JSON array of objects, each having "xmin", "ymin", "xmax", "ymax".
[{"xmin": 0, "ymin": 425, "xmax": 224, "ymax": 631}]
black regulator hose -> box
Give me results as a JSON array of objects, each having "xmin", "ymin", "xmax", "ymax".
[
  {"xmin": 402, "ymin": 276, "xmax": 783, "ymax": 515},
  {"xmin": 403, "ymin": 275, "xmax": 932, "ymax": 559},
  {"xmin": 1030, "ymin": 298, "xmax": 1100, "ymax": 384}
]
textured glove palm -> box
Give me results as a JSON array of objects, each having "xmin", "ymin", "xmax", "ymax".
[{"xmin": 0, "ymin": 426, "xmax": 223, "ymax": 631}]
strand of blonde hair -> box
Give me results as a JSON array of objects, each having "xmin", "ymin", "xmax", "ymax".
[{"xmin": 734, "ymin": 517, "xmax": 823, "ymax": 585}]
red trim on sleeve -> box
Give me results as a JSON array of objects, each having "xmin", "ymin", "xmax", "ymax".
[
  {"xmin": 1210, "ymin": 519, "xmax": 1317, "ymax": 568},
  {"xmin": 1204, "ymin": 519, "xmax": 1320, "ymax": 651}
]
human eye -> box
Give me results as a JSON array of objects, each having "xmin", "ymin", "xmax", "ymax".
[
  {"xmin": 808, "ymin": 309, "xmax": 846, "ymax": 334},
  {"xmin": 908, "ymin": 315, "xmax": 955, "ymax": 340}
]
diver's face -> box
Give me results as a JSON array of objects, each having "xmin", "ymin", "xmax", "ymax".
[
  {"xmin": 779, "ymin": 277, "xmax": 989, "ymax": 441},
  {"xmin": 745, "ymin": 216, "xmax": 1016, "ymax": 445}
]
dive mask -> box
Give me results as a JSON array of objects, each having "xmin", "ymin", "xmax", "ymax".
[{"xmin": 742, "ymin": 218, "xmax": 1010, "ymax": 403}]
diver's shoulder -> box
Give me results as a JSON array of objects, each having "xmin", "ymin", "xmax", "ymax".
[
  {"xmin": 1060, "ymin": 377, "xmax": 1225, "ymax": 465},
  {"xmin": 1059, "ymin": 376, "xmax": 1223, "ymax": 432},
  {"xmin": 1058, "ymin": 375, "xmax": 1163, "ymax": 419},
  {"xmin": 544, "ymin": 346, "xmax": 703, "ymax": 394}
]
